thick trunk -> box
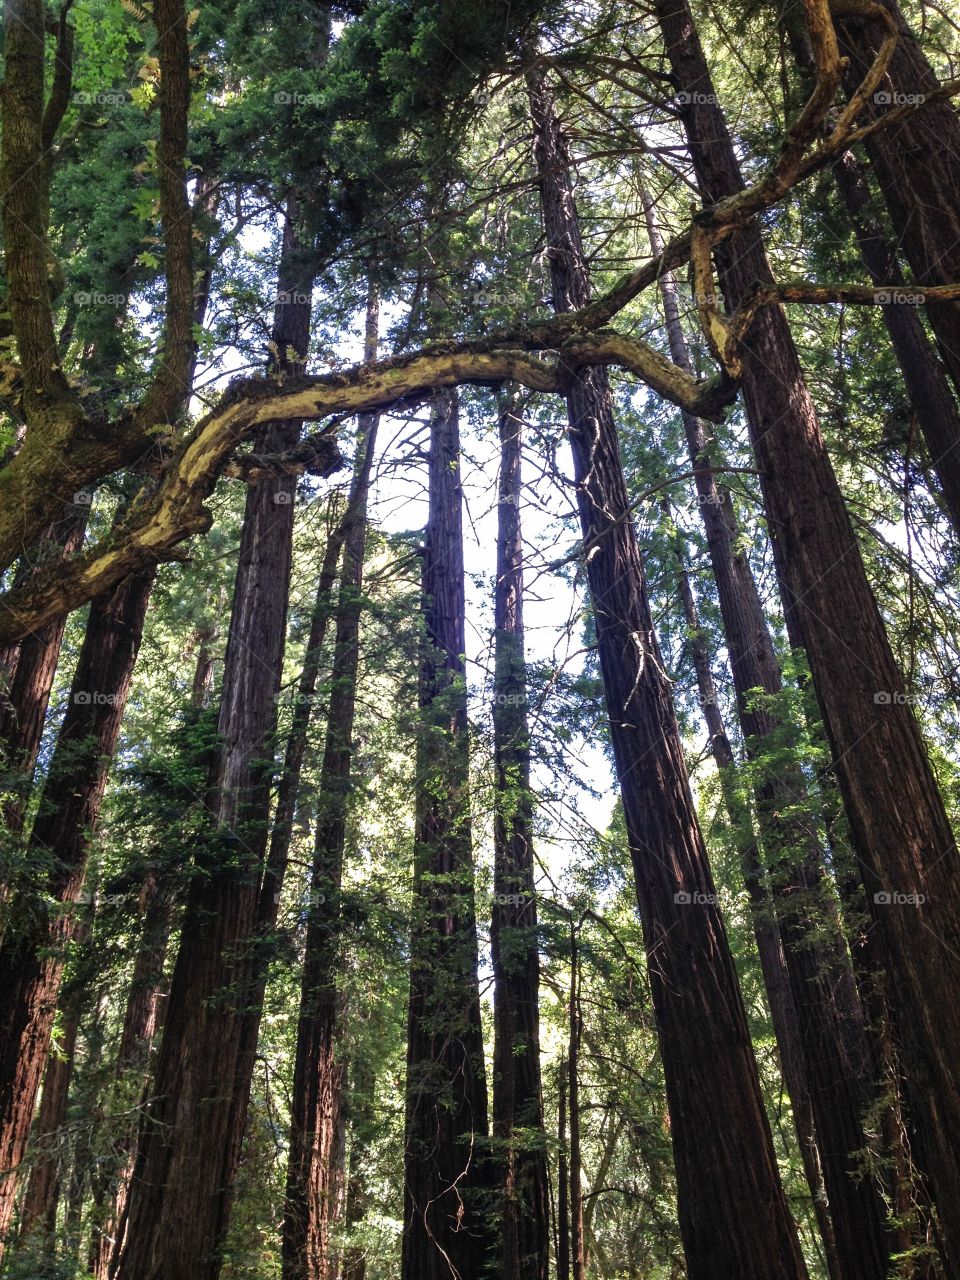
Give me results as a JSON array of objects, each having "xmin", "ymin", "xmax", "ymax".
[
  {"xmin": 283, "ymin": 312, "xmax": 380, "ymax": 1280},
  {"xmin": 401, "ymin": 388, "xmax": 493, "ymax": 1280},
  {"xmin": 654, "ymin": 1, "xmax": 960, "ymax": 1267},
  {"xmin": 0, "ymin": 565, "xmax": 155, "ymax": 1251},
  {"xmin": 115, "ymin": 200, "xmax": 311, "ymax": 1280},
  {"xmin": 528, "ymin": 62, "xmax": 808, "ymax": 1280},
  {"xmin": 646, "ymin": 188, "xmax": 887, "ymax": 1279},
  {"xmin": 491, "ymin": 391, "xmax": 550, "ymax": 1280}
]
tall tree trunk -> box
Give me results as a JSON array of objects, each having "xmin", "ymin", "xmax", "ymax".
[
  {"xmin": 16, "ymin": 943, "xmax": 86, "ymax": 1245},
  {"xmin": 0, "ymin": 509, "xmax": 87, "ymax": 838},
  {"xmin": 341, "ymin": 1056, "xmax": 374, "ymax": 1280},
  {"xmin": 567, "ymin": 926, "xmax": 585, "ymax": 1280},
  {"xmin": 668, "ymin": 532, "xmax": 842, "ymax": 1280},
  {"xmin": 88, "ymin": 870, "xmax": 174, "ymax": 1280},
  {"xmin": 556, "ymin": 1069, "xmax": 570, "ymax": 1280},
  {"xmin": 490, "ymin": 389, "xmax": 550, "ymax": 1280},
  {"xmin": 0, "ymin": 564, "xmax": 155, "ymax": 1252},
  {"xmin": 780, "ymin": 11, "xmax": 960, "ymax": 535},
  {"xmin": 526, "ymin": 60, "xmax": 809, "ymax": 1280},
  {"xmin": 401, "ymin": 388, "xmax": 493, "ymax": 1280},
  {"xmin": 829, "ymin": 0, "xmax": 960, "ymax": 399},
  {"xmin": 652, "ymin": 1, "xmax": 960, "ymax": 1267},
  {"xmin": 644, "ymin": 185, "xmax": 889, "ymax": 1279},
  {"xmin": 115, "ymin": 195, "xmax": 316, "ymax": 1280},
  {"xmin": 283, "ymin": 295, "xmax": 380, "ymax": 1280}
]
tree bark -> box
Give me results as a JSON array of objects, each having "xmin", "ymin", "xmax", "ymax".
[
  {"xmin": 668, "ymin": 531, "xmax": 842, "ymax": 1280},
  {"xmin": 401, "ymin": 388, "xmax": 493, "ymax": 1280},
  {"xmin": 527, "ymin": 59, "xmax": 809, "ymax": 1280},
  {"xmin": 0, "ymin": 564, "xmax": 155, "ymax": 1252},
  {"xmin": 652, "ymin": 1, "xmax": 960, "ymax": 1267},
  {"xmin": 644, "ymin": 184, "xmax": 889, "ymax": 1279},
  {"xmin": 115, "ymin": 196, "xmax": 313, "ymax": 1280},
  {"xmin": 491, "ymin": 389, "xmax": 550, "ymax": 1280},
  {"xmin": 831, "ymin": 0, "xmax": 960, "ymax": 399},
  {"xmin": 283, "ymin": 298, "xmax": 380, "ymax": 1280}
]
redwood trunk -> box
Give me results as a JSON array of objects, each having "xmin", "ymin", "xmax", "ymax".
[
  {"xmin": 833, "ymin": 0, "xmax": 960, "ymax": 399},
  {"xmin": 654, "ymin": 0, "xmax": 960, "ymax": 1265},
  {"xmin": 402, "ymin": 389, "xmax": 493, "ymax": 1280},
  {"xmin": 527, "ymin": 61, "xmax": 809, "ymax": 1280},
  {"xmin": 283, "ymin": 361, "xmax": 380, "ymax": 1280},
  {"xmin": 0, "ymin": 565, "xmax": 155, "ymax": 1251},
  {"xmin": 115, "ymin": 202, "xmax": 312, "ymax": 1280},
  {"xmin": 645, "ymin": 191, "xmax": 888, "ymax": 1279},
  {"xmin": 491, "ymin": 391, "xmax": 550, "ymax": 1280}
]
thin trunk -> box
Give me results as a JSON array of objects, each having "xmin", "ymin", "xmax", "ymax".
[
  {"xmin": 780, "ymin": 11, "xmax": 960, "ymax": 535},
  {"xmin": 669, "ymin": 532, "xmax": 842, "ymax": 1280},
  {"xmin": 341, "ymin": 1056, "xmax": 374, "ymax": 1280},
  {"xmin": 568, "ymin": 928, "xmax": 584, "ymax": 1280},
  {"xmin": 283, "ymin": 294, "xmax": 380, "ymax": 1280},
  {"xmin": 654, "ymin": 4, "xmax": 960, "ymax": 1267},
  {"xmin": 491, "ymin": 389, "xmax": 550, "ymax": 1280},
  {"xmin": 16, "ymin": 949, "xmax": 86, "ymax": 1244},
  {"xmin": 0, "ymin": 565, "xmax": 155, "ymax": 1251},
  {"xmin": 527, "ymin": 61, "xmax": 809, "ymax": 1280},
  {"xmin": 0, "ymin": 509, "xmax": 87, "ymax": 838},
  {"xmin": 402, "ymin": 388, "xmax": 493, "ymax": 1280},
  {"xmin": 556, "ymin": 1070, "xmax": 570, "ymax": 1280}
]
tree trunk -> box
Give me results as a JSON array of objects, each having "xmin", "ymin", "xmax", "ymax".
[
  {"xmin": 341, "ymin": 1056, "xmax": 374, "ymax": 1280},
  {"xmin": 401, "ymin": 388, "xmax": 493, "ymax": 1280},
  {"xmin": 527, "ymin": 60, "xmax": 809, "ymax": 1280},
  {"xmin": 652, "ymin": 1, "xmax": 960, "ymax": 1267},
  {"xmin": 88, "ymin": 870, "xmax": 174, "ymax": 1280},
  {"xmin": 780, "ymin": 11, "xmax": 960, "ymax": 535},
  {"xmin": 16, "ymin": 954, "xmax": 85, "ymax": 1244},
  {"xmin": 669, "ymin": 532, "xmax": 842, "ymax": 1280},
  {"xmin": 0, "ymin": 564, "xmax": 155, "ymax": 1252},
  {"xmin": 567, "ymin": 926, "xmax": 585, "ymax": 1280},
  {"xmin": 115, "ymin": 196, "xmax": 313, "ymax": 1280},
  {"xmin": 557, "ymin": 1069, "xmax": 570, "ymax": 1280},
  {"xmin": 491, "ymin": 389, "xmax": 550, "ymax": 1280},
  {"xmin": 644, "ymin": 182, "xmax": 889, "ymax": 1279},
  {"xmin": 0, "ymin": 509, "xmax": 87, "ymax": 837},
  {"xmin": 283, "ymin": 299, "xmax": 380, "ymax": 1280},
  {"xmin": 832, "ymin": 0, "xmax": 960, "ymax": 399}
]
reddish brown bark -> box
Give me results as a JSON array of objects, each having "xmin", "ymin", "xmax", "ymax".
[
  {"xmin": 114, "ymin": 200, "xmax": 312, "ymax": 1280},
  {"xmin": 0, "ymin": 564, "xmax": 155, "ymax": 1252},
  {"xmin": 491, "ymin": 392, "xmax": 550, "ymax": 1280},
  {"xmin": 527, "ymin": 60, "xmax": 809, "ymax": 1280},
  {"xmin": 653, "ymin": 0, "xmax": 960, "ymax": 1266},
  {"xmin": 283, "ymin": 310, "xmax": 380, "ymax": 1280},
  {"xmin": 402, "ymin": 388, "xmax": 493, "ymax": 1280}
]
